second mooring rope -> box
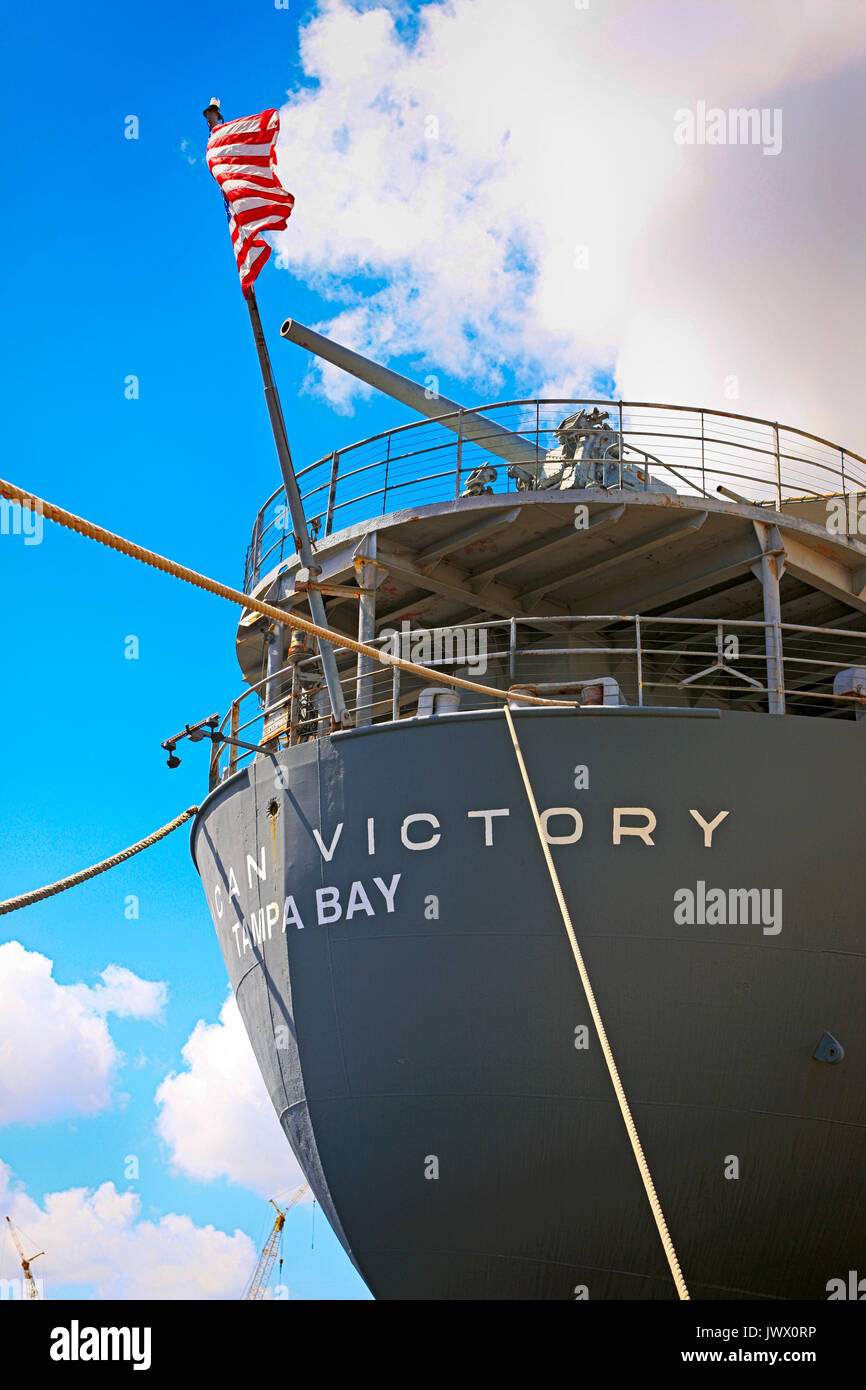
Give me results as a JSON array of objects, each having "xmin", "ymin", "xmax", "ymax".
[
  {"xmin": 0, "ymin": 807, "xmax": 199, "ymax": 916},
  {"xmin": 502, "ymin": 704, "xmax": 691, "ymax": 1300}
]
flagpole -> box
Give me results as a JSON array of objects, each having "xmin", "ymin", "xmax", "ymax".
[
  {"xmin": 204, "ymin": 100, "xmax": 349, "ymax": 728},
  {"xmin": 242, "ymin": 285, "xmax": 349, "ymax": 727}
]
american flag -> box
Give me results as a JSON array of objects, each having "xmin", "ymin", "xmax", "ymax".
[{"xmin": 205, "ymin": 108, "xmax": 295, "ymax": 292}]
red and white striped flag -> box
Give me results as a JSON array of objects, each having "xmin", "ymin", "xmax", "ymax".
[{"xmin": 206, "ymin": 108, "xmax": 294, "ymax": 292}]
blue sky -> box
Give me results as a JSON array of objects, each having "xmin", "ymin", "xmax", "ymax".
[
  {"xmin": 0, "ymin": 0, "xmax": 427, "ymax": 1301},
  {"xmin": 1, "ymin": 0, "xmax": 863, "ymax": 1300}
]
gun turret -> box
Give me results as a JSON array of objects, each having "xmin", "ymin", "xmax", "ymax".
[{"xmin": 280, "ymin": 319, "xmax": 677, "ymax": 497}]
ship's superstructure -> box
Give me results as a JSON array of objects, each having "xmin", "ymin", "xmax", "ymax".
[{"xmin": 192, "ymin": 326, "xmax": 866, "ymax": 1299}]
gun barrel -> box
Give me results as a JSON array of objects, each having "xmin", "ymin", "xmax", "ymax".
[{"xmin": 280, "ymin": 318, "xmax": 541, "ymax": 469}]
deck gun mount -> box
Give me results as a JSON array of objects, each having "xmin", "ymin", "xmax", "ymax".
[
  {"xmin": 280, "ymin": 319, "xmax": 675, "ymax": 498},
  {"xmin": 532, "ymin": 406, "xmax": 658, "ymax": 492}
]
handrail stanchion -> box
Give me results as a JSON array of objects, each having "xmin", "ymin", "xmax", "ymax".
[
  {"xmin": 772, "ymin": 619, "xmax": 785, "ymax": 714},
  {"xmin": 392, "ymin": 660, "xmax": 401, "ymax": 722},
  {"xmin": 455, "ymin": 410, "xmax": 464, "ymax": 497},
  {"xmin": 208, "ymin": 724, "xmax": 222, "ymax": 789},
  {"xmin": 250, "ymin": 511, "xmax": 262, "ymax": 590},
  {"xmin": 635, "ymin": 616, "xmax": 644, "ymax": 706},
  {"xmin": 229, "ymin": 700, "xmax": 240, "ymax": 776},
  {"xmin": 289, "ymin": 665, "xmax": 299, "ymax": 745},
  {"xmin": 774, "ymin": 423, "xmax": 782, "ymax": 510},
  {"xmin": 700, "ymin": 410, "xmax": 706, "ymax": 499},
  {"xmin": 325, "ymin": 452, "xmax": 339, "ymax": 536},
  {"xmin": 383, "ymin": 433, "xmax": 391, "ymax": 514},
  {"xmin": 354, "ymin": 534, "xmax": 377, "ymax": 727}
]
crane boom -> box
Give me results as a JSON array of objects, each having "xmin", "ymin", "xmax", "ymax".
[
  {"xmin": 242, "ymin": 1183, "xmax": 309, "ymax": 1300},
  {"xmin": 5, "ymin": 1216, "xmax": 44, "ymax": 1299}
]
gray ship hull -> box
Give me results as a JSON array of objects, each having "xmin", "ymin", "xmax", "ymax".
[{"xmin": 192, "ymin": 708, "xmax": 865, "ymax": 1300}]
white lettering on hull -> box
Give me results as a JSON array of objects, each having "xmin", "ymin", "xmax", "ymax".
[
  {"xmin": 218, "ymin": 805, "xmax": 732, "ymax": 875},
  {"xmin": 208, "ymin": 800, "xmax": 733, "ymax": 956},
  {"xmin": 226, "ymin": 874, "xmax": 404, "ymax": 956}
]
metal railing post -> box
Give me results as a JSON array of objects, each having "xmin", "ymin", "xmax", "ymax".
[
  {"xmin": 325, "ymin": 452, "xmax": 339, "ymax": 536},
  {"xmin": 768, "ymin": 616, "xmax": 785, "ymax": 715},
  {"xmin": 229, "ymin": 700, "xmax": 240, "ymax": 775},
  {"xmin": 289, "ymin": 664, "xmax": 299, "ymax": 745},
  {"xmin": 392, "ymin": 662, "xmax": 401, "ymax": 722},
  {"xmin": 354, "ymin": 533, "xmax": 377, "ymax": 727},
  {"xmin": 455, "ymin": 410, "xmax": 464, "ymax": 497},
  {"xmin": 264, "ymin": 623, "xmax": 283, "ymax": 720},
  {"xmin": 250, "ymin": 511, "xmax": 262, "ymax": 590},
  {"xmin": 635, "ymin": 615, "xmax": 644, "ymax": 706},
  {"xmin": 509, "ymin": 617, "xmax": 517, "ymax": 682},
  {"xmin": 700, "ymin": 410, "xmax": 706, "ymax": 499},
  {"xmin": 755, "ymin": 552, "xmax": 785, "ymax": 715},
  {"xmin": 208, "ymin": 727, "xmax": 221, "ymax": 788},
  {"xmin": 773, "ymin": 423, "xmax": 782, "ymax": 510},
  {"xmin": 383, "ymin": 433, "xmax": 391, "ymax": 514}
]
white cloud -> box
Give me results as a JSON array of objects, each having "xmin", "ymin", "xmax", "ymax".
[
  {"xmin": 70, "ymin": 963, "xmax": 168, "ymax": 1020},
  {"xmin": 270, "ymin": 0, "xmax": 866, "ymax": 445},
  {"xmin": 0, "ymin": 1160, "xmax": 256, "ymax": 1300},
  {"xmin": 155, "ymin": 994, "xmax": 306, "ymax": 1199},
  {"xmin": 0, "ymin": 942, "xmax": 166, "ymax": 1126}
]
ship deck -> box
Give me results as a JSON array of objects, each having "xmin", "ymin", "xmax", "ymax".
[{"xmin": 214, "ymin": 400, "xmax": 866, "ymax": 782}]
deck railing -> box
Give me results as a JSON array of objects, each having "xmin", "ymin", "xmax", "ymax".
[
  {"xmin": 242, "ymin": 400, "xmax": 866, "ymax": 592},
  {"xmin": 209, "ymin": 615, "xmax": 866, "ymax": 787}
]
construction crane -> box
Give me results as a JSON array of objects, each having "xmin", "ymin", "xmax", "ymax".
[
  {"xmin": 242, "ymin": 1183, "xmax": 309, "ymax": 1300},
  {"xmin": 5, "ymin": 1217, "xmax": 44, "ymax": 1300}
]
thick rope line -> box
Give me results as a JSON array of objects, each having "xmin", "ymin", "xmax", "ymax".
[
  {"xmin": 0, "ymin": 807, "xmax": 199, "ymax": 916},
  {"xmin": 0, "ymin": 478, "xmax": 573, "ymax": 711},
  {"xmin": 502, "ymin": 705, "xmax": 691, "ymax": 1301}
]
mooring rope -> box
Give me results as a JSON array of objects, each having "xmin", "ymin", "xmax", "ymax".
[
  {"xmin": 0, "ymin": 807, "xmax": 199, "ymax": 916},
  {"xmin": 0, "ymin": 476, "xmax": 574, "ymax": 710},
  {"xmin": 502, "ymin": 704, "xmax": 691, "ymax": 1300}
]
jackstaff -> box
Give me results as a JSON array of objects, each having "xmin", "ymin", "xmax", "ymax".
[{"xmin": 203, "ymin": 98, "xmax": 348, "ymax": 725}]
